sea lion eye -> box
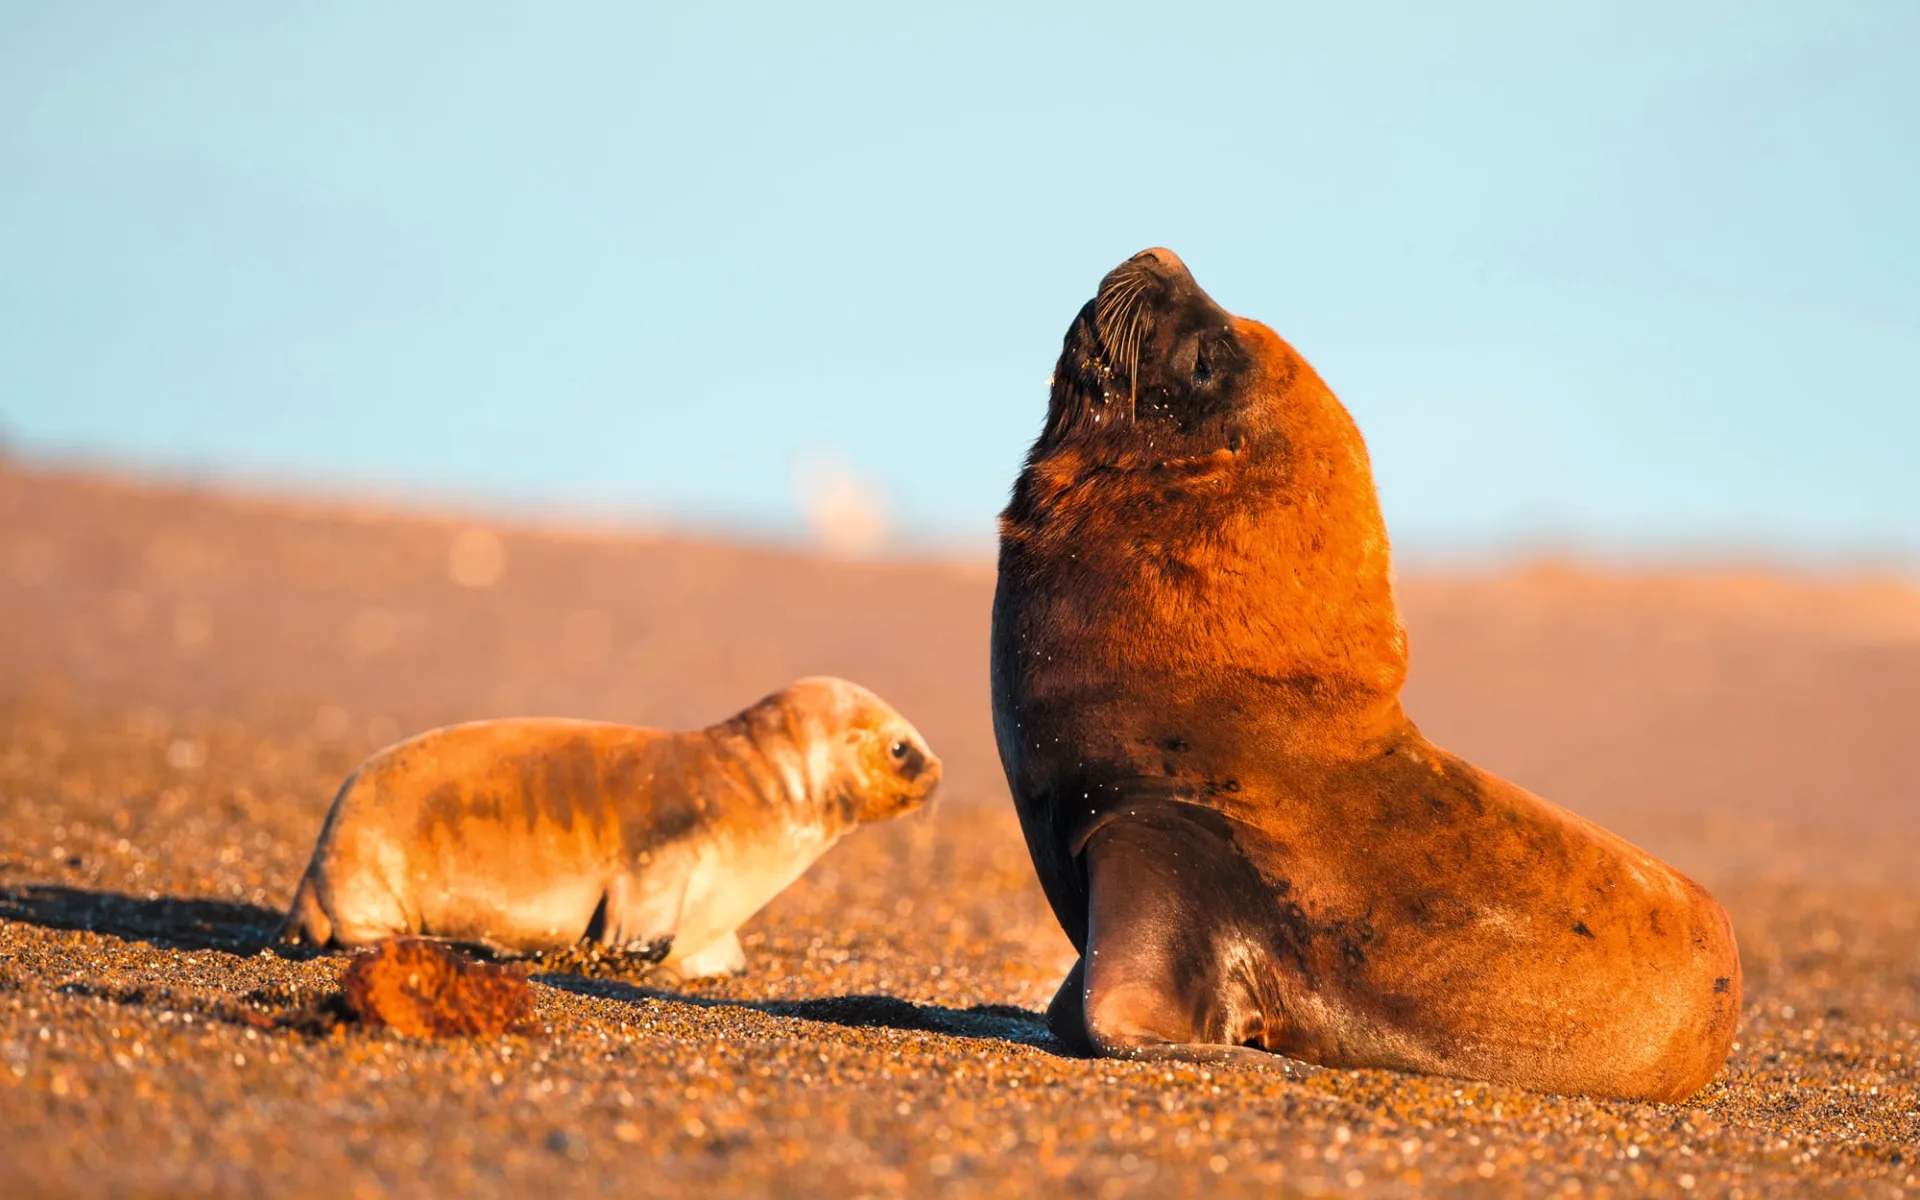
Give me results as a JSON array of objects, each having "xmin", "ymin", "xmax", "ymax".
[
  {"xmin": 1191, "ymin": 339, "xmax": 1215, "ymax": 385},
  {"xmin": 889, "ymin": 739, "xmax": 910, "ymax": 761}
]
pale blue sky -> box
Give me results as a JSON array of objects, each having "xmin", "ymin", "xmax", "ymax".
[{"xmin": 3, "ymin": 3, "xmax": 1915, "ymax": 557}]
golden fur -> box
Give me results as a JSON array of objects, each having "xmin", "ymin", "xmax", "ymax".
[{"xmin": 279, "ymin": 677, "xmax": 940, "ymax": 978}]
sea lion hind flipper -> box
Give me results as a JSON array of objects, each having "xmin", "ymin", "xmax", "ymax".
[{"xmin": 1068, "ymin": 803, "xmax": 1285, "ymax": 1061}]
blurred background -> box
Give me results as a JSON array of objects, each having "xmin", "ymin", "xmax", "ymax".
[
  {"xmin": 4, "ymin": 11, "xmax": 1919, "ymax": 1194},
  {"xmin": 2, "ymin": 2, "xmax": 1917, "ymax": 879},
  {"xmin": 3, "ymin": 1, "xmax": 1916, "ymax": 561}
]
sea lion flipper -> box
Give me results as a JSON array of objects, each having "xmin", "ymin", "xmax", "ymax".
[
  {"xmin": 1044, "ymin": 957, "xmax": 1093, "ymax": 1054},
  {"xmin": 275, "ymin": 873, "xmax": 334, "ymax": 948},
  {"xmin": 1048, "ymin": 956, "xmax": 1311, "ymax": 1072},
  {"xmin": 665, "ymin": 931, "xmax": 745, "ymax": 979},
  {"xmin": 594, "ymin": 864, "xmax": 690, "ymax": 960},
  {"xmin": 1068, "ymin": 804, "xmax": 1281, "ymax": 1060}
]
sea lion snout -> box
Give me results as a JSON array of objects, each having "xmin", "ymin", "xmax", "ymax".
[
  {"xmin": 1042, "ymin": 246, "xmax": 1250, "ymax": 448},
  {"xmin": 780, "ymin": 676, "xmax": 943, "ymax": 822},
  {"xmin": 1126, "ymin": 246, "xmax": 1186, "ymax": 272},
  {"xmin": 890, "ymin": 737, "xmax": 939, "ymax": 786},
  {"xmin": 1092, "ymin": 246, "xmax": 1222, "ymax": 346}
]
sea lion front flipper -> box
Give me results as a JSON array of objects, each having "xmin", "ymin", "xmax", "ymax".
[
  {"xmin": 1045, "ymin": 956, "xmax": 1095, "ymax": 1054},
  {"xmin": 593, "ymin": 864, "xmax": 690, "ymax": 962},
  {"xmin": 1049, "ymin": 957, "xmax": 1292, "ymax": 1069},
  {"xmin": 1050, "ymin": 958, "xmax": 1313, "ymax": 1074},
  {"xmin": 1065, "ymin": 802, "xmax": 1283, "ymax": 1062},
  {"xmin": 664, "ymin": 931, "xmax": 746, "ymax": 979}
]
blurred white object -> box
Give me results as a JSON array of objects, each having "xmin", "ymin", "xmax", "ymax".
[{"xmin": 794, "ymin": 455, "xmax": 887, "ymax": 558}]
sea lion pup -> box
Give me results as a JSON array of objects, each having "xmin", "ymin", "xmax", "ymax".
[
  {"xmin": 991, "ymin": 248, "xmax": 1741, "ymax": 1102},
  {"xmin": 277, "ymin": 676, "xmax": 940, "ymax": 978}
]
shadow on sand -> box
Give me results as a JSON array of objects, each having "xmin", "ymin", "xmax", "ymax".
[
  {"xmin": 537, "ymin": 973, "xmax": 1062, "ymax": 1054},
  {"xmin": 0, "ymin": 888, "xmax": 1064, "ymax": 1055},
  {"xmin": 0, "ymin": 884, "xmax": 282, "ymax": 953}
]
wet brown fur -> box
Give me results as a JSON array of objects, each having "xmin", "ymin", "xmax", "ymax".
[{"xmin": 993, "ymin": 249, "xmax": 1741, "ymax": 1102}]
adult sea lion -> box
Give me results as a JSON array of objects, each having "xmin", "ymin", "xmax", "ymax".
[
  {"xmin": 991, "ymin": 248, "xmax": 1741, "ymax": 1101},
  {"xmin": 277, "ymin": 676, "xmax": 940, "ymax": 978}
]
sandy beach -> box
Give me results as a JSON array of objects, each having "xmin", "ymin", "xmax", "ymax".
[{"xmin": 2, "ymin": 461, "xmax": 1915, "ymax": 1197}]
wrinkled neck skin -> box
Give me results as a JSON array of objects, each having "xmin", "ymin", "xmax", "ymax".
[
  {"xmin": 998, "ymin": 318, "xmax": 1411, "ymax": 764},
  {"xmin": 692, "ymin": 697, "xmax": 861, "ymax": 837}
]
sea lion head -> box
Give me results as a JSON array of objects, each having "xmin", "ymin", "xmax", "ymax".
[
  {"xmin": 1037, "ymin": 246, "xmax": 1320, "ymax": 466},
  {"xmin": 1001, "ymin": 247, "xmax": 1409, "ymax": 748},
  {"xmin": 776, "ymin": 676, "xmax": 942, "ymax": 823}
]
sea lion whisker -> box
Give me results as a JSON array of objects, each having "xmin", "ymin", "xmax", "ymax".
[
  {"xmin": 1097, "ymin": 274, "xmax": 1146, "ymax": 323},
  {"xmin": 1099, "ymin": 289, "xmax": 1131, "ymax": 347},
  {"xmin": 1096, "ymin": 280, "xmax": 1146, "ymax": 347},
  {"xmin": 1121, "ymin": 303, "xmax": 1148, "ymax": 414}
]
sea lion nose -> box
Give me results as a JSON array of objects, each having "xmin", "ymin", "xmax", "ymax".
[
  {"xmin": 1099, "ymin": 247, "xmax": 1194, "ymax": 303},
  {"xmin": 1130, "ymin": 247, "xmax": 1186, "ymax": 272},
  {"xmin": 1111, "ymin": 247, "xmax": 1218, "ymax": 317}
]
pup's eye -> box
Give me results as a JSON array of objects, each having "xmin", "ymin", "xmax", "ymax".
[{"xmin": 889, "ymin": 740, "xmax": 911, "ymax": 760}]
